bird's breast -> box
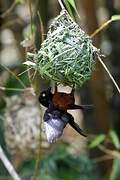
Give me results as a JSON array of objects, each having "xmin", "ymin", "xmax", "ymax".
[{"xmin": 44, "ymin": 117, "xmax": 67, "ymax": 143}]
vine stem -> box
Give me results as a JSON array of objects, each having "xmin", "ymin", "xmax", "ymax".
[{"xmin": 97, "ymin": 55, "xmax": 120, "ymax": 94}]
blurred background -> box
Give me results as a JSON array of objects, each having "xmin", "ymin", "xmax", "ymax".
[{"xmin": 0, "ymin": 0, "xmax": 120, "ymax": 179}]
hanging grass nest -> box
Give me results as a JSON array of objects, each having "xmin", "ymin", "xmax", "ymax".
[{"xmin": 26, "ymin": 10, "xmax": 99, "ymax": 88}]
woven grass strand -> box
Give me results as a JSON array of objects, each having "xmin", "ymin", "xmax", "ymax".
[{"xmin": 27, "ymin": 10, "xmax": 99, "ymax": 88}]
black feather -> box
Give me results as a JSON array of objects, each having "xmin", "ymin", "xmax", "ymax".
[{"xmin": 67, "ymin": 113, "xmax": 87, "ymax": 137}]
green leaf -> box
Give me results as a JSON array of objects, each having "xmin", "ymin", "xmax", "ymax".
[
  {"xmin": 109, "ymin": 130, "xmax": 120, "ymax": 150},
  {"xmin": 89, "ymin": 134, "xmax": 105, "ymax": 148},
  {"xmin": 15, "ymin": 0, "xmax": 23, "ymax": 3},
  {"xmin": 65, "ymin": 0, "xmax": 76, "ymax": 11},
  {"xmin": 111, "ymin": 15, "xmax": 120, "ymax": 21},
  {"xmin": 109, "ymin": 158, "xmax": 120, "ymax": 180},
  {"xmin": 64, "ymin": 0, "xmax": 74, "ymax": 18},
  {"xmin": 64, "ymin": 0, "xmax": 80, "ymax": 18}
]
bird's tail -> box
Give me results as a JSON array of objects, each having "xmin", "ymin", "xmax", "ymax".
[
  {"xmin": 69, "ymin": 104, "xmax": 93, "ymax": 110},
  {"xmin": 69, "ymin": 120, "xmax": 87, "ymax": 137}
]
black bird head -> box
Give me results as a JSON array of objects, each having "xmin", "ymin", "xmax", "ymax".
[{"xmin": 39, "ymin": 87, "xmax": 53, "ymax": 108}]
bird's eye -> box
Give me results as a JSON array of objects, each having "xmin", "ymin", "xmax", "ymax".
[{"xmin": 42, "ymin": 93, "xmax": 46, "ymax": 97}]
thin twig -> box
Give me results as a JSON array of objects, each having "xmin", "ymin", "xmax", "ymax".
[
  {"xmin": 31, "ymin": 11, "xmax": 45, "ymax": 180},
  {"xmin": 29, "ymin": 11, "xmax": 44, "ymax": 82},
  {"xmin": 97, "ymin": 55, "xmax": 120, "ymax": 94},
  {"xmin": 31, "ymin": 105, "xmax": 43, "ymax": 180},
  {"xmin": 28, "ymin": 0, "xmax": 34, "ymax": 37},
  {"xmin": 0, "ymin": 145, "xmax": 21, "ymax": 180},
  {"xmin": 37, "ymin": 11, "xmax": 45, "ymax": 43},
  {"xmin": 98, "ymin": 144, "xmax": 120, "ymax": 158},
  {"xmin": 57, "ymin": 0, "xmax": 65, "ymax": 10},
  {"xmin": 1, "ymin": 64, "xmax": 26, "ymax": 88},
  {"xmin": 90, "ymin": 20, "xmax": 112, "ymax": 38},
  {"xmin": 0, "ymin": 0, "xmax": 17, "ymax": 18},
  {"xmin": 90, "ymin": 16, "xmax": 120, "ymax": 38},
  {"xmin": 93, "ymin": 154, "xmax": 113, "ymax": 163},
  {"xmin": 30, "ymin": 11, "xmax": 45, "ymax": 82}
]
